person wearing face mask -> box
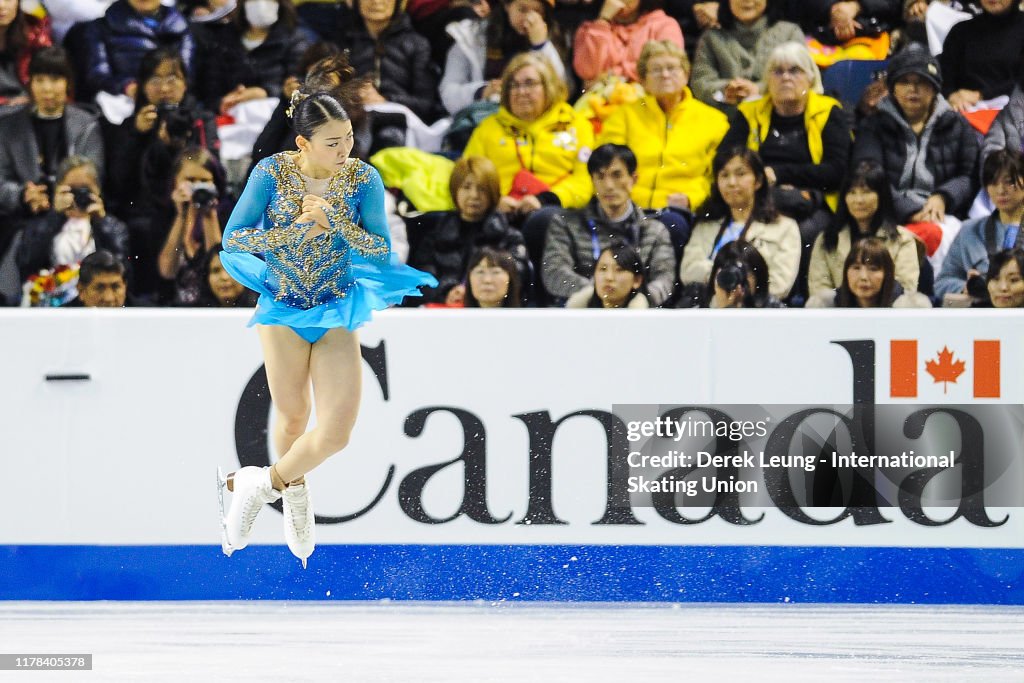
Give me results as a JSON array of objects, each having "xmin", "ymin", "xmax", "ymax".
[
  {"xmin": 190, "ymin": 0, "xmax": 316, "ymax": 114},
  {"xmin": 81, "ymin": 0, "xmax": 193, "ymax": 100}
]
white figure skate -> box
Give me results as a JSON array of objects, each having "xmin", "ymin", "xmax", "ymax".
[
  {"xmin": 282, "ymin": 482, "xmax": 315, "ymax": 568},
  {"xmin": 218, "ymin": 466, "xmax": 281, "ymax": 556}
]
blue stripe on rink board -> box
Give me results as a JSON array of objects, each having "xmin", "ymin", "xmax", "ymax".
[{"xmin": 2, "ymin": 545, "xmax": 1022, "ymax": 604}]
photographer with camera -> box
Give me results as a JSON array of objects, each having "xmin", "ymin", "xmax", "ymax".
[
  {"xmin": 0, "ymin": 48, "xmax": 103, "ymax": 279},
  {"xmin": 106, "ymin": 47, "xmax": 219, "ymax": 301},
  {"xmin": 15, "ymin": 156, "xmax": 129, "ymax": 286},
  {"xmin": 935, "ymin": 149, "xmax": 1024, "ymax": 305},
  {"xmin": 700, "ymin": 240, "xmax": 781, "ymax": 309},
  {"xmin": 156, "ymin": 147, "xmax": 228, "ymax": 306}
]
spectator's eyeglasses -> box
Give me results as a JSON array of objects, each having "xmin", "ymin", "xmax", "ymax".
[
  {"xmin": 647, "ymin": 64, "xmax": 683, "ymax": 76},
  {"xmin": 770, "ymin": 66, "xmax": 805, "ymax": 79},
  {"xmin": 509, "ymin": 79, "xmax": 542, "ymax": 91},
  {"xmin": 148, "ymin": 74, "xmax": 184, "ymax": 87}
]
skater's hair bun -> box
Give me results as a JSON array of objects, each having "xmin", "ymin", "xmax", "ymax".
[{"xmin": 288, "ymin": 87, "xmax": 350, "ymax": 139}]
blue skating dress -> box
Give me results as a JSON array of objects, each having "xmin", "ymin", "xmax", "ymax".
[{"xmin": 220, "ymin": 152, "xmax": 436, "ymax": 343}]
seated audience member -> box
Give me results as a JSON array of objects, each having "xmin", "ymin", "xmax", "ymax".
[
  {"xmin": 597, "ymin": 40, "xmax": 729, "ymax": 252},
  {"xmin": 680, "ymin": 146, "xmax": 800, "ymax": 299},
  {"xmin": 463, "ymin": 52, "xmax": 594, "ymax": 277},
  {"xmin": 939, "ymin": 0, "xmax": 1024, "ymax": 113},
  {"xmin": 543, "ymin": 143, "xmax": 676, "ymax": 307},
  {"xmin": 851, "ymin": 43, "xmax": 979, "ymax": 269},
  {"xmin": 718, "ymin": 41, "xmax": 851, "ymax": 298},
  {"xmin": 935, "ymin": 149, "xmax": 1024, "ymax": 300},
  {"xmin": 566, "ymin": 240, "xmax": 649, "ymax": 308},
  {"xmin": 346, "ymin": 0, "xmax": 440, "ymax": 129},
  {"xmin": 67, "ymin": 248, "xmax": 130, "ymax": 307},
  {"xmin": 157, "ymin": 147, "xmax": 228, "ymax": 306},
  {"xmin": 572, "ymin": 0, "xmax": 683, "ymax": 86},
  {"xmin": 439, "ymin": 0, "xmax": 570, "ymax": 116},
  {"xmin": 792, "ymin": 0, "xmax": 900, "ymax": 61},
  {"xmin": 15, "ymin": 156, "xmax": 128, "ymax": 284},
  {"xmin": 82, "ymin": 0, "xmax": 193, "ymax": 100},
  {"xmin": 198, "ymin": 245, "xmax": 258, "ymax": 307},
  {"xmin": 190, "ymin": 0, "xmax": 315, "ymax": 113},
  {"xmin": 975, "ymin": 248, "xmax": 1024, "ymax": 308},
  {"xmin": 807, "ymin": 237, "xmax": 932, "ymax": 308},
  {"xmin": 462, "ymin": 246, "xmax": 522, "ymax": 308},
  {"xmin": 0, "ymin": 47, "xmax": 104, "ymax": 264},
  {"xmin": 809, "ymin": 160, "xmax": 921, "ymax": 297},
  {"xmin": 689, "ymin": 0, "xmax": 802, "ymax": 109},
  {"xmin": 692, "ymin": 238, "xmax": 781, "ymax": 308},
  {"xmin": 105, "ymin": 48, "xmax": 220, "ymax": 300},
  {"xmin": 0, "ymin": 0, "xmax": 51, "ymax": 113},
  {"xmin": 409, "ymin": 156, "xmax": 529, "ymax": 305},
  {"xmin": 981, "ymin": 78, "xmax": 1024, "ymax": 168}
]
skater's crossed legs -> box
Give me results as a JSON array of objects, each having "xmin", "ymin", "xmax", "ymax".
[{"xmin": 258, "ymin": 324, "xmax": 362, "ymax": 485}]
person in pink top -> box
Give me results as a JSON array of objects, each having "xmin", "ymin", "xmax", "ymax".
[{"xmin": 572, "ymin": 0, "xmax": 683, "ymax": 86}]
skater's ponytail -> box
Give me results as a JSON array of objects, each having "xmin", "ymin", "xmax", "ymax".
[{"xmin": 288, "ymin": 88, "xmax": 350, "ymax": 139}]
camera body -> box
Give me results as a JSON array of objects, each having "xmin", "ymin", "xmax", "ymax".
[
  {"xmin": 715, "ymin": 261, "xmax": 749, "ymax": 294},
  {"xmin": 966, "ymin": 273, "xmax": 988, "ymax": 299},
  {"xmin": 70, "ymin": 186, "xmax": 93, "ymax": 211},
  {"xmin": 156, "ymin": 103, "xmax": 196, "ymax": 143},
  {"xmin": 191, "ymin": 181, "xmax": 219, "ymax": 210}
]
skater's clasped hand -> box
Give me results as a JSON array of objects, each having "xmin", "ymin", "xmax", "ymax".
[{"xmin": 298, "ymin": 194, "xmax": 333, "ymax": 242}]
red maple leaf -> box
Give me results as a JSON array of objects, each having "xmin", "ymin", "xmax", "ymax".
[{"xmin": 925, "ymin": 347, "xmax": 966, "ymax": 394}]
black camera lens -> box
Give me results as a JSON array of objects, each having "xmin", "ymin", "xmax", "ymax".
[
  {"xmin": 715, "ymin": 263, "xmax": 746, "ymax": 294},
  {"xmin": 966, "ymin": 273, "xmax": 988, "ymax": 299},
  {"xmin": 191, "ymin": 182, "xmax": 218, "ymax": 209},
  {"xmin": 70, "ymin": 186, "xmax": 93, "ymax": 210}
]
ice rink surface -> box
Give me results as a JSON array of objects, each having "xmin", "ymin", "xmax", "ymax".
[{"xmin": 1, "ymin": 602, "xmax": 1022, "ymax": 682}]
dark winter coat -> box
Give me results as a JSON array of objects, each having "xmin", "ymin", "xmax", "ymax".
[
  {"xmin": 190, "ymin": 19, "xmax": 314, "ymax": 111},
  {"xmin": 851, "ymin": 95, "xmax": 980, "ymax": 222},
  {"xmin": 346, "ymin": 14, "xmax": 440, "ymax": 122},
  {"xmin": 16, "ymin": 211, "xmax": 130, "ymax": 283},
  {"xmin": 939, "ymin": 7, "xmax": 1024, "ymax": 100},
  {"xmin": 408, "ymin": 210, "xmax": 529, "ymax": 303},
  {"xmin": 83, "ymin": 0, "xmax": 194, "ymax": 97}
]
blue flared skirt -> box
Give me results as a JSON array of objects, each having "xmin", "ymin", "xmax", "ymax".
[{"xmin": 220, "ymin": 251, "xmax": 437, "ymax": 343}]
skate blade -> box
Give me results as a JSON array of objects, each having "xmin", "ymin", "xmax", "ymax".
[{"xmin": 217, "ymin": 467, "xmax": 235, "ymax": 557}]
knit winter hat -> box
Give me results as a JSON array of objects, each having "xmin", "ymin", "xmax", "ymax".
[{"xmin": 886, "ymin": 43, "xmax": 942, "ymax": 92}]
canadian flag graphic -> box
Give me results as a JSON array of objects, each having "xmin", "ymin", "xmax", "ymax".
[{"xmin": 890, "ymin": 340, "xmax": 1000, "ymax": 398}]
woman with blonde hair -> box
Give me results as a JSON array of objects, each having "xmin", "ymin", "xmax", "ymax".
[{"xmin": 598, "ymin": 40, "xmax": 729, "ymax": 251}]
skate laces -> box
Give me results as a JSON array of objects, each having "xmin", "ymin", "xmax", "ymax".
[{"xmin": 285, "ymin": 487, "xmax": 312, "ymax": 534}]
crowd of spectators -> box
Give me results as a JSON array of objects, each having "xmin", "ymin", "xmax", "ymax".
[{"xmin": 1, "ymin": 0, "xmax": 1023, "ymax": 310}]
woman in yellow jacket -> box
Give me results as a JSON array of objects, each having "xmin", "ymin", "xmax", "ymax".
[
  {"xmin": 463, "ymin": 52, "xmax": 594, "ymax": 213},
  {"xmin": 598, "ymin": 40, "xmax": 729, "ymax": 255},
  {"xmin": 463, "ymin": 52, "xmax": 594, "ymax": 301}
]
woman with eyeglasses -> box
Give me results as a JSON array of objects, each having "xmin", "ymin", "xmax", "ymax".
[
  {"xmin": 718, "ymin": 41, "xmax": 851, "ymax": 301},
  {"xmin": 689, "ymin": 0, "xmax": 802, "ymax": 109}
]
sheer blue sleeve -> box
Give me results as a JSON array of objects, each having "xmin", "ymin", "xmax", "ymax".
[
  {"xmin": 223, "ymin": 163, "xmax": 291, "ymax": 254},
  {"xmin": 324, "ymin": 164, "xmax": 391, "ymax": 265}
]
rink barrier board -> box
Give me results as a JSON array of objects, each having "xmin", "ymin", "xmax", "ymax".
[
  {"xmin": 3, "ymin": 545, "xmax": 1023, "ymax": 604},
  {"xmin": 4, "ymin": 310, "xmax": 1024, "ymax": 603}
]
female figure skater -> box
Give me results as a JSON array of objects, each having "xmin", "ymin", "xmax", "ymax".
[{"xmin": 216, "ymin": 86, "xmax": 436, "ymax": 567}]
